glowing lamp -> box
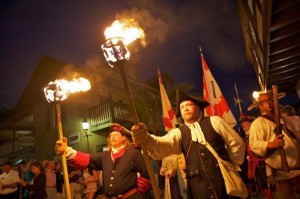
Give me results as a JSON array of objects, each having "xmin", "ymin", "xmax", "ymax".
[{"xmin": 81, "ymin": 119, "xmax": 90, "ymax": 133}]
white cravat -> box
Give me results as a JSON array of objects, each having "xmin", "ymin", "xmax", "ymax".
[
  {"xmin": 186, "ymin": 122, "xmax": 207, "ymax": 144},
  {"xmin": 111, "ymin": 145, "xmax": 125, "ymax": 154}
]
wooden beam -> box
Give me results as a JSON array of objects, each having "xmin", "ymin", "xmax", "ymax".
[
  {"xmin": 270, "ymin": 35, "xmax": 300, "ymax": 55},
  {"xmin": 269, "ymin": 47, "xmax": 300, "ymax": 64},
  {"xmin": 272, "ymin": 0, "xmax": 300, "ymax": 14},
  {"xmin": 269, "ymin": 57, "xmax": 300, "ymax": 72},
  {"xmin": 253, "ymin": 0, "xmax": 262, "ymax": 14},
  {"xmin": 270, "ymin": 23, "xmax": 300, "ymax": 43},
  {"xmin": 269, "ymin": 76, "xmax": 300, "ymax": 84},
  {"xmin": 240, "ymin": 0, "xmax": 263, "ymax": 52},
  {"xmin": 269, "ymin": 65, "xmax": 300, "ymax": 77},
  {"xmin": 271, "ymin": 4, "xmax": 300, "ymax": 31},
  {"xmin": 262, "ymin": 0, "xmax": 273, "ymax": 90}
]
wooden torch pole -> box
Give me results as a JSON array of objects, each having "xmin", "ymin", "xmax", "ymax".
[
  {"xmin": 55, "ymin": 103, "xmax": 72, "ymax": 199},
  {"xmin": 118, "ymin": 64, "xmax": 161, "ymax": 199}
]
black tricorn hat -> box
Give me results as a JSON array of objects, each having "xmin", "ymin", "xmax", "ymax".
[
  {"xmin": 109, "ymin": 123, "xmax": 132, "ymax": 137},
  {"xmin": 176, "ymin": 89, "xmax": 210, "ymax": 117}
]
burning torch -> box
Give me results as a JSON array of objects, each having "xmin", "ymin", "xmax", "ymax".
[
  {"xmin": 44, "ymin": 77, "xmax": 91, "ymax": 199},
  {"xmin": 101, "ymin": 20, "xmax": 160, "ymax": 199}
]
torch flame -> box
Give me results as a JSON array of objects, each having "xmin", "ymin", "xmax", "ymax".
[
  {"xmin": 104, "ymin": 20, "xmax": 145, "ymax": 45},
  {"xmin": 44, "ymin": 77, "xmax": 91, "ymax": 102},
  {"xmin": 67, "ymin": 78, "xmax": 91, "ymax": 93}
]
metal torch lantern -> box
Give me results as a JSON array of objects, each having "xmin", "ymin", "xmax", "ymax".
[
  {"xmin": 101, "ymin": 37, "xmax": 130, "ymax": 68},
  {"xmin": 101, "ymin": 37, "xmax": 161, "ymax": 199}
]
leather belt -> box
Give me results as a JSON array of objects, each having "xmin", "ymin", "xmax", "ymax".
[
  {"xmin": 123, "ymin": 188, "xmax": 138, "ymax": 198},
  {"xmin": 106, "ymin": 188, "xmax": 139, "ymax": 199}
]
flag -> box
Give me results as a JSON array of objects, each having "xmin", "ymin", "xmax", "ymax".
[
  {"xmin": 158, "ymin": 70, "xmax": 188, "ymax": 193},
  {"xmin": 158, "ymin": 69, "xmax": 177, "ymax": 131},
  {"xmin": 201, "ymin": 50, "xmax": 237, "ymax": 127}
]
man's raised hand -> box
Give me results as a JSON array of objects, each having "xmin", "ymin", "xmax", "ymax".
[{"xmin": 131, "ymin": 123, "xmax": 149, "ymax": 145}]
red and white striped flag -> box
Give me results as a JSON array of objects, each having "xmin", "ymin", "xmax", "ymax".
[
  {"xmin": 201, "ymin": 50, "xmax": 237, "ymax": 127},
  {"xmin": 158, "ymin": 69, "xmax": 177, "ymax": 131}
]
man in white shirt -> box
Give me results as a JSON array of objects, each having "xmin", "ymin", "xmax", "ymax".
[
  {"xmin": 249, "ymin": 91, "xmax": 300, "ymax": 198},
  {"xmin": 45, "ymin": 160, "xmax": 57, "ymax": 199},
  {"xmin": 132, "ymin": 89, "xmax": 245, "ymax": 199},
  {"xmin": 0, "ymin": 161, "xmax": 20, "ymax": 199}
]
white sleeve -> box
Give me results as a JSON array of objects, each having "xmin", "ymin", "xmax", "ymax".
[
  {"xmin": 13, "ymin": 171, "xmax": 20, "ymax": 182},
  {"xmin": 249, "ymin": 118, "xmax": 271, "ymax": 157},
  {"xmin": 143, "ymin": 128, "xmax": 182, "ymax": 160},
  {"xmin": 210, "ymin": 116, "xmax": 245, "ymax": 165}
]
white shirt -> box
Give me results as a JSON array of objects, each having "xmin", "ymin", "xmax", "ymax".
[
  {"xmin": 282, "ymin": 115, "xmax": 300, "ymax": 134},
  {"xmin": 249, "ymin": 116, "xmax": 300, "ymax": 180},
  {"xmin": 145, "ymin": 116, "xmax": 245, "ymax": 166},
  {"xmin": 0, "ymin": 169, "xmax": 20, "ymax": 195},
  {"xmin": 45, "ymin": 168, "xmax": 56, "ymax": 187}
]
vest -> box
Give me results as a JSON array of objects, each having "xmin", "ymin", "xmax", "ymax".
[{"xmin": 179, "ymin": 117, "xmax": 229, "ymax": 198}]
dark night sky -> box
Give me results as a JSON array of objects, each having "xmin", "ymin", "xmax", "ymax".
[{"xmin": 1, "ymin": 0, "xmax": 263, "ymax": 118}]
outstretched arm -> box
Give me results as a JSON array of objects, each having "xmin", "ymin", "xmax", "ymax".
[
  {"xmin": 131, "ymin": 123, "xmax": 182, "ymax": 160},
  {"xmin": 55, "ymin": 137, "xmax": 94, "ymax": 170}
]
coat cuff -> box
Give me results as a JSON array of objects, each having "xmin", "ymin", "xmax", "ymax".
[{"xmin": 65, "ymin": 146, "xmax": 77, "ymax": 160}]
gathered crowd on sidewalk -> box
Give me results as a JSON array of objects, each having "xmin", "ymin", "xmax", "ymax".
[{"xmin": 0, "ymin": 158, "xmax": 107, "ymax": 199}]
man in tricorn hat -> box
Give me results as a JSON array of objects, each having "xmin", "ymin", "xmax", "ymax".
[
  {"xmin": 131, "ymin": 89, "xmax": 245, "ymax": 199},
  {"xmin": 55, "ymin": 123, "xmax": 151, "ymax": 198},
  {"xmin": 248, "ymin": 91, "xmax": 300, "ymax": 198}
]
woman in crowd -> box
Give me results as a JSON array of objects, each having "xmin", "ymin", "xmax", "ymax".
[
  {"xmin": 19, "ymin": 161, "xmax": 47, "ymax": 199},
  {"xmin": 82, "ymin": 167, "xmax": 99, "ymax": 199},
  {"xmin": 55, "ymin": 161, "xmax": 64, "ymax": 199},
  {"xmin": 23, "ymin": 159, "xmax": 35, "ymax": 199}
]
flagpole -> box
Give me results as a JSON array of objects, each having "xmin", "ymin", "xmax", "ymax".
[
  {"xmin": 199, "ymin": 46, "xmax": 215, "ymax": 116},
  {"xmin": 234, "ymin": 83, "xmax": 243, "ymax": 114}
]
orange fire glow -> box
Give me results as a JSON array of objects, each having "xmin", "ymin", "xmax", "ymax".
[
  {"xmin": 44, "ymin": 77, "xmax": 91, "ymax": 102},
  {"xmin": 104, "ymin": 20, "xmax": 145, "ymax": 46}
]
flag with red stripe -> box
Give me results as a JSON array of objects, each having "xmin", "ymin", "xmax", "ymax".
[
  {"xmin": 158, "ymin": 69, "xmax": 177, "ymax": 131},
  {"xmin": 201, "ymin": 50, "xmax": 237, "ymax": 127}
]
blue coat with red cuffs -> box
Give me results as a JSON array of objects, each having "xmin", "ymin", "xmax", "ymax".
[{"xmin": 68, "ymin": 147, "xmax": 150, "ymax": 198}]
